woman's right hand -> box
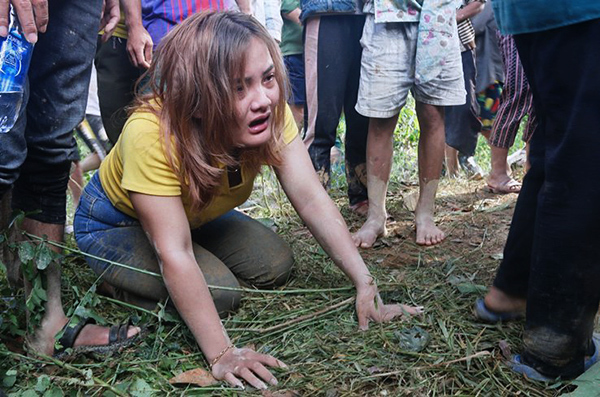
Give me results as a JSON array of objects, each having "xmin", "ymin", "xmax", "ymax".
[{"xmin": 211, "ymin": 346, "xmax": 287, "ymax": 390}]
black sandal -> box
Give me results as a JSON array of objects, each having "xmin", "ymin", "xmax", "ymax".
[{"xmin": 53, "ymin": 317, "xmax": 142, "ymax": 360}]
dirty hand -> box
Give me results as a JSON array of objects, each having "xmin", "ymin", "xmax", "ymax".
[
  {"xmin": 0, "ymin": 0, "xmax": 48, "ymax": 43},
  {"xmin": 356, "ymin": 282, "xmax": 424, "ymax": 331},
  {"xmin": 211, "ymin": 346, "xmax": 287, "ymax": 390}
]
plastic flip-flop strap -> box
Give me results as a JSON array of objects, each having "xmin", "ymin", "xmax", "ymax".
[
  {"xmin": 108, "ymin": 323, "xmax": 130, "ymax": 344},
  {"xmin": 474, "ymin": 299, "xmax": 523, "ymax": 323},
  {"xmin": 57, "ymin": 317, "xmax": 95, "ymax": 351}
]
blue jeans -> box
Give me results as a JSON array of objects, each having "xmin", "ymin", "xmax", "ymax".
[
  {"xmin": 74, "ymin": 173, "xmax": 294, "ymax": 316},
  {"xmin": 284, "ymin": 54, "xmax": 306, "ymax": 106},
  {"xmin": 0, "ymin": 0, "xmax": 102, "ymax": 223}
]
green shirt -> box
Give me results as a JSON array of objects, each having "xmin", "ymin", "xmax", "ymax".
[{"xmin": 280, "ymin": 0, "xmax": 303, "ymax": 56}]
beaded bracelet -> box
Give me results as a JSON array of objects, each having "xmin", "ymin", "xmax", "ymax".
[{"xmin": 210, "ymin": 344, "xmax": 235, "ymax": 368}]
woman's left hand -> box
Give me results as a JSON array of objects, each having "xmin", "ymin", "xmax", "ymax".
[{"xmin": 355, "ymin": 282, "xmax": 423, "ymax": 331}]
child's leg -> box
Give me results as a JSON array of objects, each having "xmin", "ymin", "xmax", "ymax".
[
  {"xmin": 415, "ymin": 102, "xmax": 446, "ymax": 246},
  {"xmin": 352, "ymin": 114, "xmax": 398, "ymax": 248}
]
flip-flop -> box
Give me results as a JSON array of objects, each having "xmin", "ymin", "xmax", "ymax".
[
  {"xmin": 473, "ymin": 298, "xmax": 524, "ymax": 323},
  {"xmin": 53, "ymin": 316, "xmax": 143, "ymax": 360},
  {"xmin": 487, "ymin": 179, "xmax": 521, "ymax": 194},
  {"xmin": 508, "ymin": 334, "xmax": 600, "ymax": 382}
]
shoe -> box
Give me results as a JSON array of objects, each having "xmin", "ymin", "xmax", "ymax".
[
  {"xmin": 508, "ymin": 334, "xmax": 600, "ymax": 382},
  {"xmin": 507, "ymin": 148, "xmax": 526, "ymax": 167},
  {"xmin": 473, "ymin": 298, "xmax": 524, "ymax": 323},
  {"xmin": 458, "ymin": 155, "xmax": 485, "ymax": 180},
  {"xmin": 53, "ymin": 316, "xmax": 143, "ymax": 360}
]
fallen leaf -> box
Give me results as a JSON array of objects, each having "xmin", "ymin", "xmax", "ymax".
[{"xmin": 169, "ymin": 368, "xmax": 218, "ymax": 387}]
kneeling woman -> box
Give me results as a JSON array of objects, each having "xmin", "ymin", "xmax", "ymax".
[{"xmin": 74, "ymin": 11, "xmax": 421, "ymax": 389}]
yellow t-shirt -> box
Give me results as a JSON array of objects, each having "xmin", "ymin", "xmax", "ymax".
[
  {"xmin": 99, "ymin": 105, "xmax": 298, "ymax": 229},
  {"xmin": 99, "ymin": 13, "xmax": 128, "ymax": 40}
]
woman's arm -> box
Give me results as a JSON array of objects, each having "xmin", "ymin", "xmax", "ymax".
[
  {"xmin": 130, "ymin": 193, "xmax": 285, "ymax": 389},
  {"xmin": 274, "ymin": 137, "xmax": 423, "ymax": 329}
]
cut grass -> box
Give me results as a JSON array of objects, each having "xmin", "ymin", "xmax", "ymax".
[{"xmin": 0, "ymin": 104, "xmax": 593, "ymax": 396}]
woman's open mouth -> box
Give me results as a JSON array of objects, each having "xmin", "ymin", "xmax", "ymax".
[{"xmin": 248, "ymin": 114, "xmax": 270, "ymax": 134}]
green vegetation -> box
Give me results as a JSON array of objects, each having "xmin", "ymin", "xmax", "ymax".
[{"xmin": 0, "ymin": 102, "xmax": 590, "ymax": 396}]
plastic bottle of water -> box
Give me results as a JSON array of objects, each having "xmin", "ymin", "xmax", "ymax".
[{"xmin": 0, "ymin": 8, "xmax": 34, "ymax": 133}]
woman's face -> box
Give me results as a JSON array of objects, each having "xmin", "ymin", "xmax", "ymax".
[{"xmin": 233, "ymin": 38, "xmax": 280, "ymax": 148}]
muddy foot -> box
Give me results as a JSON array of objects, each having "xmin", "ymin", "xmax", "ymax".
[
  {"xmin": 415, "ymin": 214, "xmax": 445, "ymax": 246},
  {"xmin": 353, "ymin": 217, "xmax": 387, "ymax": 248}
]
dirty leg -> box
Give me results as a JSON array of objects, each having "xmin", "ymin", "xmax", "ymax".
[
  {"xmin": 415, "ymin": 102, "xmax": 445, "ymax": 246},
  {"xmin": 353, "ymin": 115, "xmax": 398, "ymax": 248}
]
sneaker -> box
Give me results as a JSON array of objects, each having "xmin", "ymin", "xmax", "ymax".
[{"xmin": 458, "ymin": 155, "xmax": 485, "ymax": 180}]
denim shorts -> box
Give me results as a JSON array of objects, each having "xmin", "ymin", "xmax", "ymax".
[
  {"xmin": 356, "ymin": 15, "xmax": 465, "ymax": 118},
  {"xmin": 284, "ymin": 54, "xmax": 306, "ymax": 106},
  {"xmin": 0, "ymin": 0, "xmax": 102, "ymax": 222}
]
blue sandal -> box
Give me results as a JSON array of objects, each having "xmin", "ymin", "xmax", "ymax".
[
  {"xmin": 473, "ymin": 298, "xmax": 524, "ymax": 323},
  {"xmin": 508, "ymin": 334, "xmax": 600, "ymax": 382}
]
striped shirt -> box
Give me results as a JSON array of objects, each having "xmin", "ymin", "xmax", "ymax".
[{"xmin": 142, "ymin": 0, "xmax": 237, "ymax": 49}]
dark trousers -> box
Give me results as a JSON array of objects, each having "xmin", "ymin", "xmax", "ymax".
[
  {"xmin": 303, "ymin": 15, "xmax": 369, "ymax": 205},
  {"xmin": 95, "ymin": 37, "xmax": 144, "ymax": 144},
  {"xmin": 445, "ymin": 49, "xmax": 481, "ymax": 156},
  {"xmin": 493, "ymin": 18, "xmax": 600, "ymax": 378}
]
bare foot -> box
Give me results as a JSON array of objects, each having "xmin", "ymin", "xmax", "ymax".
[
  {"xmin": 28, "ymin": 315, "xmax": 140, "ymax": 357},
  {"xmin": 415, "ymin": 213, "xmax": 445, "ymax": 246},
  {"xmin": 484, "ymin": 286, "xmax": 526, "ymax": 313},
  {"xmin": 353, "ymin": 216, "xmax": 387, "ymax": 248}
]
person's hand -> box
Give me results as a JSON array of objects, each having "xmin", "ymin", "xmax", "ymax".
[
  {"xmin": 211, "ymin": 346, "xmax": 287, "ymax": 390},
  {"xmin": 356, "ymin": 282, "xmax": 423, "ymax": 331},
  {"xmin": 100, "ymin": 0, "xmax": 120, "ymax": 42},
  {"xmin": 0, "ymin": 0, "xmax": 48, "ymax": 43},
  {"xmin": 126, "ymin": 25, "xmax": 153, "ymax": 68}
]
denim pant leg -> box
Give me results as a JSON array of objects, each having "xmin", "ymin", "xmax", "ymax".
[
  {"xmin": 74, "ymin": 174, "xmax": 246, "ymax": 315},
  {"xmin": 494, "ymin": 19, "xmax": 600, "ymax": 378},
  {"xmin": 9, "ymin": 0, "xmax": 102, "ymax": 224},
  {"xmin": 75, "ymin": 176, "xmax": 293, "ymax": 316}
]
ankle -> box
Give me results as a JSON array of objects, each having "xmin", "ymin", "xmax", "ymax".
[{"xmin": 485, "ymin": 287, "xmax": 526, "ymax": 312}]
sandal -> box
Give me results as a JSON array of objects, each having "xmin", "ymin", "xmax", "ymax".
[
  {"xmin": 473, "ymin": 298, "xmax": 524, "ymax": 323},
  {"xmin": 508, "ymin": 334, "xmax": 600, "ymax": 382},
  {"xmin": 53, "ymin": 317, "xmax": 142, "ymax": 360},
  {"xmin": 487, "ymin": 178, "xmax": 521, "ymax": 194}
]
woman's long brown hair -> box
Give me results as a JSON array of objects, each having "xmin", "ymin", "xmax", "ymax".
[{"xmin": 133, "ymin": 11, "xmax": 287, "ymax": 211}]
